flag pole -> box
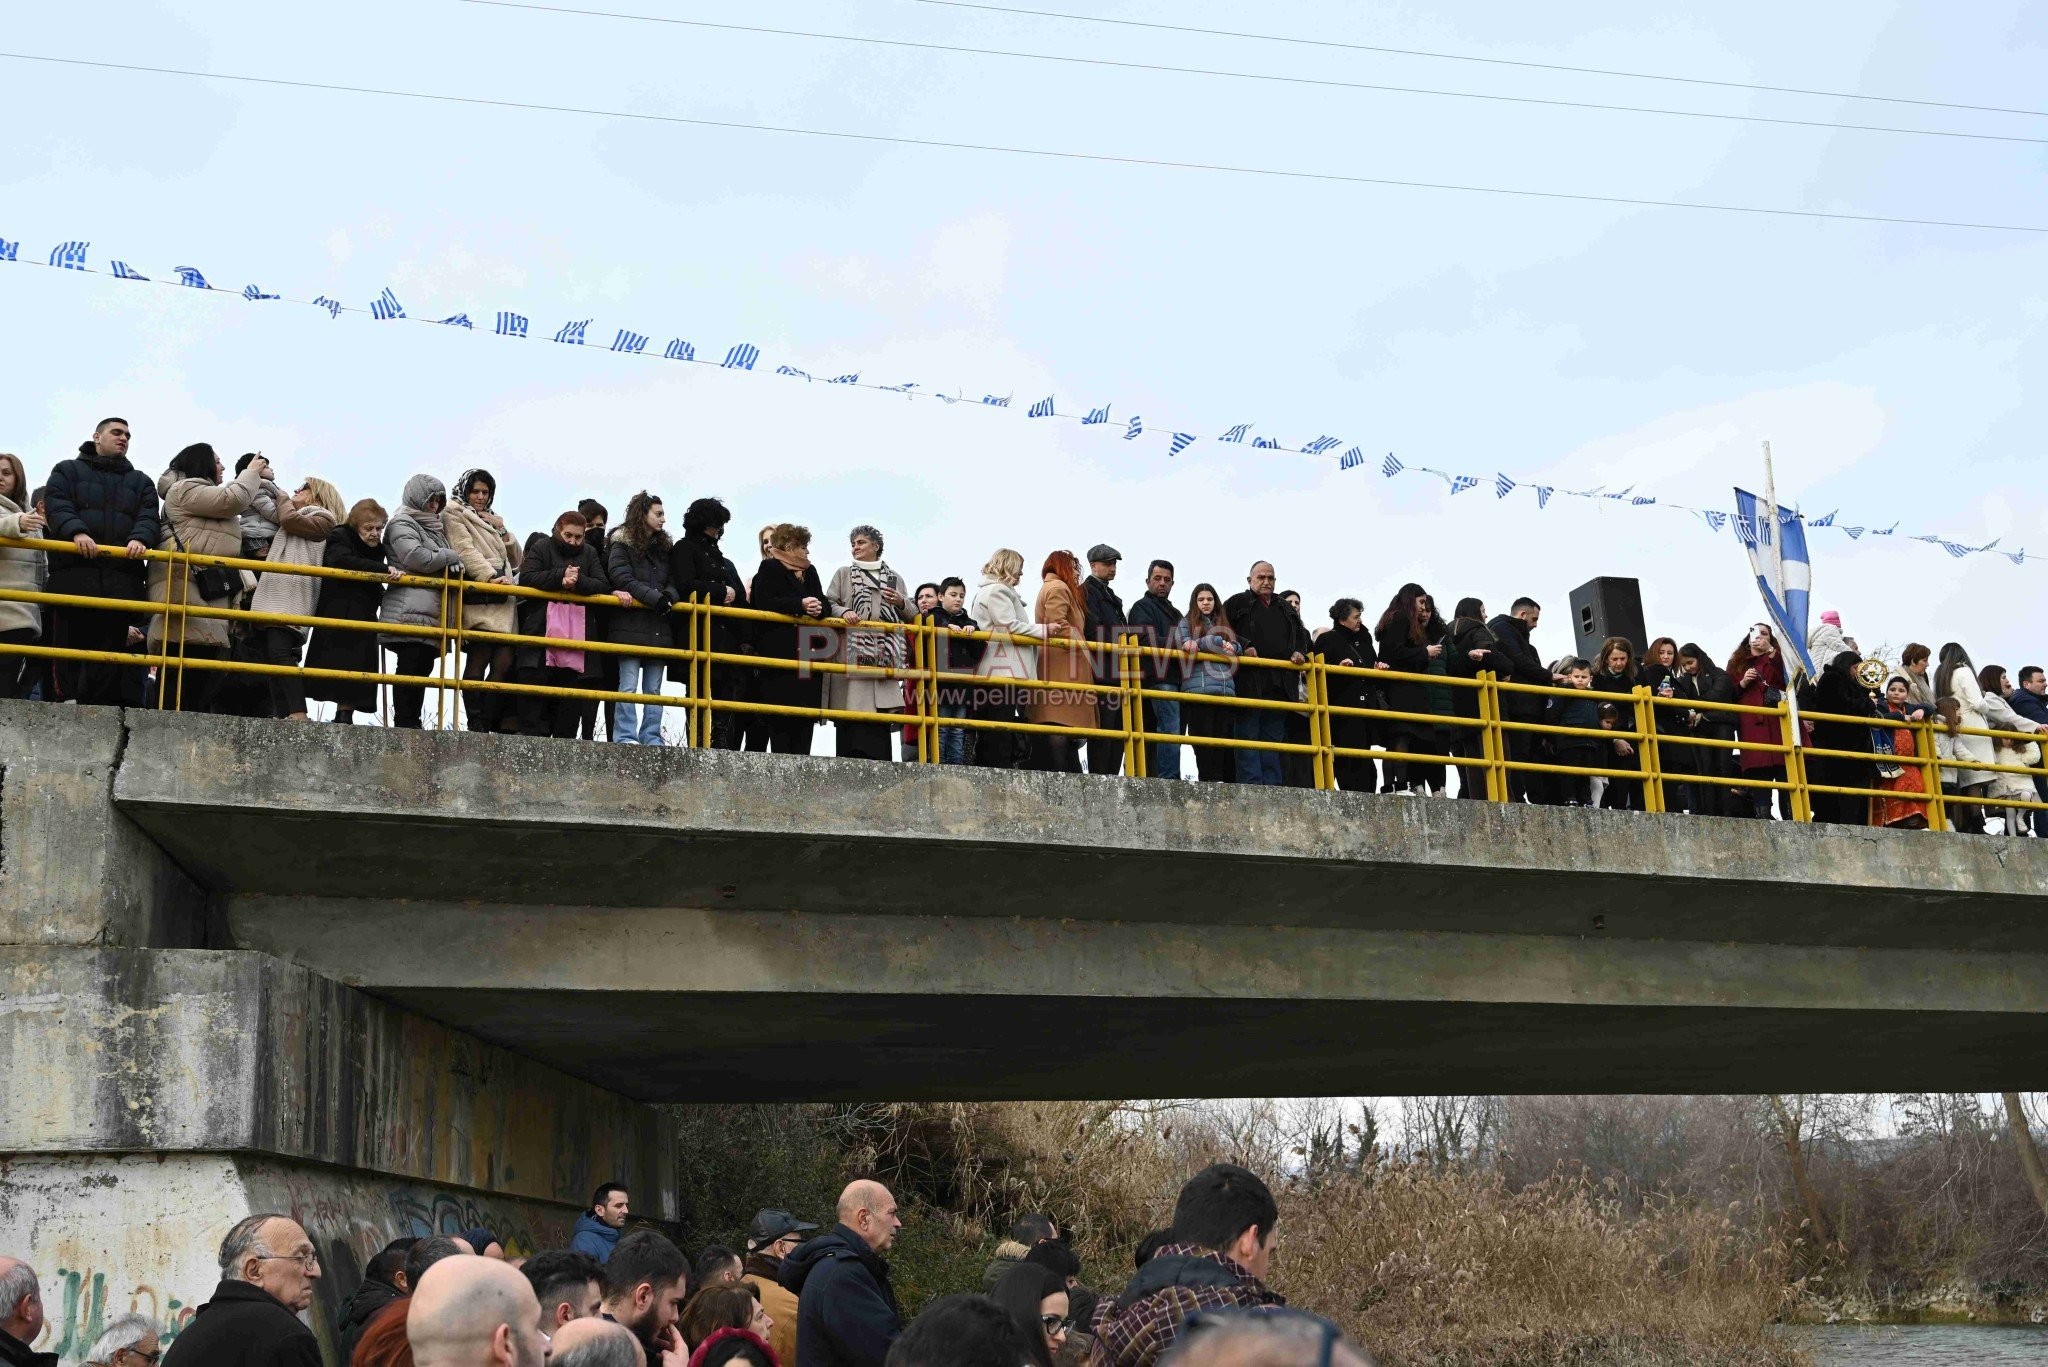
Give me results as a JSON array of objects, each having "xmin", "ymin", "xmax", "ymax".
[{"xmin": 1761, "ymin": 438, "xmax": 1787, "ymax": 605}]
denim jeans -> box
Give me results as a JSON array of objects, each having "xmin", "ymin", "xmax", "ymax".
[
  {"xmin": 614, "ymin": 656, "xmax": 665, "ymax": 745},
  {"xmin": 1146, "ymin": 684, "xmax": 1182, "ymax": 779},
  {"xmin": 1234, "ymin": 709, "xmax": 1285, "ymax": 785},
  {"xmin": 939, "ymin": 702, "xmax": 973, "ymax": 765}
]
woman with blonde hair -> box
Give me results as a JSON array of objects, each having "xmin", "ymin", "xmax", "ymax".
[
  {"xmin": 303, "ymin": 497, "xmax": 398, "ymax": 723},
  {"xmin": 749, "ymin": 522, "xmax": 833, "ymax": 755},
  {"xmin": 969, "ymin": 546, "xmax": 1055, "ymax": 770},
  {"xmin": 0, "ymin": 451, "xmax": 48, "ymax": 698},
  {"xmin": 1028, "ymin": 549, "xmax": 1095, "ymax": 773},
  {"xmin": 249, "ymin": 474, "xmax": 345, "ymax": 719}
]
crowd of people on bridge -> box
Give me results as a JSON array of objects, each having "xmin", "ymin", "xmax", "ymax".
[
  {"xmin": 3, "ymin": 417, "xmax": 2044, "ymax": 832},
  {"xmin": 0, "ymin": 1164, "xmax": 1374, "ymax": 1367}
]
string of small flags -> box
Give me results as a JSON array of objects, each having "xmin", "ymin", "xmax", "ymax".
[{"xmin": 0, "ymin": 231, "xmax": 2027, "ymax": 566}]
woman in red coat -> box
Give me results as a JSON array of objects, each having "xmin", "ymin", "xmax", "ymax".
[{"xmin": 1727, "ymin": 623, "xmax": 1791, "ymax": 818}]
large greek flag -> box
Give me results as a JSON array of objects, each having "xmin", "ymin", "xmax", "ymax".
[{"xmin": 1732, "ymin": 486, "xmax": 1816, "ymax": 680}]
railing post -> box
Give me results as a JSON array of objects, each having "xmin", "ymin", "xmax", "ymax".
[
  {"xmin": 1476, "ymin": 671, "xmax": 1503, "ymax": 803},
  {"xmin": 1780, "ymin": 697, "xmax": 1811, "ymax": 822},
  {"xmin": 1634, "ymin": 684, "xmax": 1664, "ymax": 814},
  {"xmin": 170, "ymin": 545, "xmax": 194, "ymax": 712},
  {"xmin": 1120, "ymin": 632, "xmax": 1143, "ymax": 778},
  {"xmin": 698, "ymin": 595, "xmax": 715, "ymax": 749},
  {"xmin": 923, "ymin": 618, "xmax": 941, "ymax": 765},
  {"xmin": 1917, "ymin": 718, "xmax": 1947, "ymax": 832}
]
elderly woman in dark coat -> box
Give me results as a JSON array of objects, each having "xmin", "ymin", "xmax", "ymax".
[
  {"xmin": 303, "ymin": 498, "xmax": 397, "ymax": 723},
  {"xmin": 750, "ymin": 522, "xmax": 834, "ymax": 756},
  {"xmin": 515, "ymin": 509, "xmax": 612, "ymax": 739}
]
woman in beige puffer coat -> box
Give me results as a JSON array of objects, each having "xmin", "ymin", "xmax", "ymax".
[
  {"xmin": 147, "ymin": 443, "xmax": 269, "ymax": 710},
  {"xmin": 0, "ymin": 451, "xmax": 48, "ymax": 698},
  {"xmin": 443, "ymin": 467, "xmax": 521, "ymax": 731}
]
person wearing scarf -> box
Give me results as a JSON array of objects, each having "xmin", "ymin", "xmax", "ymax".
[
  {"xmin": 823, "ymin": 524, "xmax": 909, "ymax": 761},
  {"xmin": 379, "ymin": 473, "xmax": 467, "ymax": 729},
  {"xmin": 249, "ymin": 475, "xmax": 345, "ymax": 719},
  {"xmin": 749, "ymin": 523, "xmax": 836, "ymax": 755}
]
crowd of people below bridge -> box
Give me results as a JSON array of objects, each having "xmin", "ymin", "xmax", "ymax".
[
  {"xmin": 0, "ymin": 1164, "xmax": 1374, "ymax": 1367},
  {"xmin": 3, "ymin": 419, "xmax": 2042, "ymax": 831}
]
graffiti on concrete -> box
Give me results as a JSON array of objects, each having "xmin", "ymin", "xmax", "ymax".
[{"xmin": 41, "ymin": 1267, "xmax": 198, "ymax": 1360}]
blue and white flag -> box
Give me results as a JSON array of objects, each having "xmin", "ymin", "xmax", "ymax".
[
  {"xmin": 1381, "ymin": 452, "xmax": 1403, "ymax": 478},
  {"xmin": 1631, "ymin": 495, "xmax": 1656, "ymax": 506},
  {"xmin": 1340, "ymin": 446, "xmax": 1363, "ymax": 471},
  {"xmin": 2005, "ymin": 548, "xmax": 2028, "ymax": 565},
  {"xmin": 1534, "ymin": 486, "xmax": 1554, "ymax": 509},
  {"xmin": 1732, "ymin": 486, "xmax": 1816, "ymax": 680},
  {"xmin": 1601, "ymin": 485, "xmax": 1634, "ymax": 501},
  {"xmin": 1448, "ymin": 474, "xmax": 1480, "ymax": 495},
  {"xmin": 775, "ymin": 364, "xmax": 811, "ymax": 379},
  {"xmin": 370, "ymin": 287, "xmax": 405, "ymax": 320},
  {"xmin": 313, "ymin": 295, "xmax": 343, "ymax": 318},
  {"xmin": 174, "ymin": 267, "xmax": 210, "ymax": 289},
  {"xmin": 1251, "ymin": 436, "xmax": 1280, "ymax": 449},
  {"xmin": 1810, "ymin": 510, "xmax": 1836, "ymax": 528},
  {"xmin": 439, "ymin": 313, "xmax": 473, "ymax": 328},
  {"xmin": 242, "ymin": 284, "xmax": 279, "ymax": 300},
  {"xmin": 1124, "ymin": 416, "xmax": 1143, "ymax": 441},
  {"xmin": 1218, "ymin": 423, "xmax": 1252, "ymax": 443},
  {"xmin": 1702, "ymin": 509, "xmax": 1727, "ymax": 532},
  {"xmin": 1843, "ymin": 526, "xmax": 1864, "ymax": 540},
  {"xmin": 982, "ymin": 394, "xmax": 1010, "ymax": 407},
  {"xmin": 48, "ymin": 241, "xmax": 88, "ymax": 270},
  {"xmin": 722, "ymin": 342, "xmax": 759, "ymax": 370},
  {"xmin": 663, "ymin": 338, "xmax": 694, "ymax": 361},
  {"xmin": 496, "ymin": 311, "xmax": 529, "ymax": 338},
  {"xmin": 1027, "ymin": 395, "xmax": 1055, "ymax": 418},
  {"xmin": 1082, "ymin": 404, "xmax": 1111, "ymax": 426},
  {"xmin": 0, "ymin": 238, "xmax": 18, "ymax": 262},
  {"xmin": 554, "ymin": 319, "xmax": 590, "ymax": 344},
  {"xmin": 830, "ymin": 373, "xmax": 860, "ymax": 384},
  {"xmin": 109, "ymin": 260, "xmax": 149, "ymax": 281},
  {"xmin": 1871, "ymin": 522, "xmax": 1898, "ymax": 537},
  {"xmin": 1493, "ymin": 473, "xmax": 1515, "ymax": 499},
  {"xmin": 1168, "ymin": 432, "xmax": 1195, "ymax": 458},
  {"xmin": 1301, "ymin": 435, "xmax": 1340, "ymax": 456},
  {"xmin": 612, "ymin": 329, "xmax": 649, "ymax": 353}
]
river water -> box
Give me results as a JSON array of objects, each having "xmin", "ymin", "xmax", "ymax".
[{"xmin": 1799, "ymin": 1324, "xmax": 2048, "ymax": 1362}]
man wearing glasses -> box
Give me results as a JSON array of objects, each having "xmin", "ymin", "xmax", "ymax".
[
  {"xmin": 79, "ymin": 1314, "xmax": 162, "ymax": 1367},
  {"xmin": 161, "ymin": 1214, "xmax": 323, "ymax": 1367}
]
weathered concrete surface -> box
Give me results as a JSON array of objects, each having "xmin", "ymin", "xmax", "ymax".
[
  {"xmin": 0, "ymin": 704, "xmax": 210, "ymax": 948},
  {"xmin": 0, "ymin": 947, "xmax": 676, "ymax": 1214},
  {"xmin": 0, "ymin": 1152, "xmax": 578, "ymax": 1367}
]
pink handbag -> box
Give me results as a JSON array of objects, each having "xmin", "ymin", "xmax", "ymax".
[{"xmin": 544, "ymin": 600, "xmax": 587, "ymax": 673}]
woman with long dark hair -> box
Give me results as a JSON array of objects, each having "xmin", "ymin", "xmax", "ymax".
[
  {"xmin": 989, "ymin": 1262, "xmax": 1069, "ymax": 1367},
  {"xmin": 1637, "ymin": 637, "xmax": 1694, "ymax": 811},
  {"xmin": 1446, "ymin": 597, "xmax": 1501, "ymax": 798},
  {"xmin": 603, "ymin": 490, "xmax": 676, "ymax": 746},
  {"xmin": 1727, "ymin": 623, "xmax": 1789, "ymax": 818},
  {"xmin": 1588, "ymin": 636, "xmax": 1641, "ymax": 810},
  {"xmin": 1178, "ymin": 583, "xmax": 1239, "ymax": 783},
  {"xmin": 444, "ymin": 467, "xmax": 522, "ymax": 732},
  {"xmin": 1374, "ymin": 583, "xmax": 1450, "ymax": 794}
]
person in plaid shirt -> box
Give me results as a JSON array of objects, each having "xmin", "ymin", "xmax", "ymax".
[{"xmin": 1089, "ymin": 1164, "xmax": 1284, "ymax": 1367}]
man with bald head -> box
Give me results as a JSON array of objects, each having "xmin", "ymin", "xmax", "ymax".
[
  {"xmin": 549, "ymin": 1317, "xmax": 640, "ymax": 1367},
  {"xmin": 161, "ymin": 1214, "xmax": 323, "ymax": 1366},
  {"xmin": 1224, "ymin": 561, "xmax": 1308, "ymax": 786},
  {"xmin": 408, "ymin": 1255, "xmax": 549, "ymax": 1367},
  {"xmin": 778, "ymin": 1180, "xmax": 903, "ymax": 1367},
  {"xmin": 0, "ymin": 1256, "xmax": 56, "ymax": 1367}
]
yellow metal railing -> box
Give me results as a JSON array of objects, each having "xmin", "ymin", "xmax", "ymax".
[{"xmin": 2, "ymin": 531, "xmax": 2043, "ymax": 829}]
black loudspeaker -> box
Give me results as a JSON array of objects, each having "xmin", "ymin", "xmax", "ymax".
[{"xmin": 1569, "ymin": 577, "xmax": 1647, "ymax": 663}]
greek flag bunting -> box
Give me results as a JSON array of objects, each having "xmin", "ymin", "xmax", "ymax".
[
  {"xmin": 312, "ymin": 296, "xmax": 342, "ymax": 318},
  {"xmin": 1493, "ymin": 473, "xmax": 1515, "ymax": 499},
  {"xmin": 1843, "ymin": 526, "xmax": 1864, "ymax": 540},
  {"xmin": 496, "ymin": 312, "xmax": 529, "ymax": 338},
  {"xmin": 1251, "ymin": 437, "xmax": 1280, "ymax": 449},
  {"xmin": 370, "ymin": 288, "xmax": 405, "ymax": 320},
  {"xmin": 1872, "ymin": 523, "xmax": 1898, "ymax": 537},
  {"xmin": 174, "ymin": 267, "xmax": 210, "ymax": 289},
  {"xmin": 242, "ymin": 284, "xmax": 278, "ymax": 300},
  {"xmin": 1448, "ymin": 474, "xmax": 1480, "ymax": 495},
  {"xmin": 612, "ymin": 329, "xmax": 649, "ymax": 354},
  {"xmin": 1218, "ymin": 423, "xmax": 1251, "ymax": 443},
  {"xmin": 1168, "ymin": 432, "xmax": 1195, "ymax": 457},
  {"xmin": 1082, "ymin": 404, "xmax": 1110, "ymax": 425},
  {"xmin": 0, "ymin": 238, "xmax": 18, "ymax": 262},
  {"xmin": 439, "ymin": 313, "xmax": 473, "ymax": 329},
  {"xmin": 1810, "ymin": 510, "xmax": 1837, "ymax": 528},
  {"xmin": 554, "ymin": 319, "xmax": 590, "ymax": 344},
  {"xmin": 1732, "ymin": 486, "xmax": 1816, "ymax": 679},
  {"xmin": 49, "ymin": 241, "xmax": 88, "ymax": 270},
  {"xmin": 829, "ymin": 373, "xmax": 860, "ymax": 384},
  {"xmin": 1302, "ymin": 436, "xmax": 1340, "ymax": 456},
  {"xmin": 1381, "ymin": 453, "xmax": 1403, "ymax": 477},
  {"xmin": 663, "ymin": 339, "xmax": 694, "ymax": 361},
  {"xmin": 1027, "ymin": 396, "xmax": 1055, "ymax": 418},
  {"xmin": 1702, "ymin": 509, "xmax": 1727, "ymax": 532},
  {"xmin": 1631, "ymin": 495, "xmax": 1656, "ymax": 506},
  {"xmin": 1534, "ymin": 486, "xmax": 1554, "ymax": 509},
  {"xmin": 110, "ymin": 261, "xmax": 149, "ymax": 281},
  {"xmin": 721, "ymin": 342, "xmax": 759, "ymax": 370},
  {"xmin": 982, "ymin": 395, "xmax": 1010, "ymax": 407},
  {"xmin": 775, "ymin": 364, "xmax": 810, "ymax": 379},
  {"xmin": 1124, "ymin": 416, "xmax": 1143, "ymax": 441},
  {"xmin": 1339, "ymin": 447, "xmax": 1364, "ymax": 471},
  {"xmin": 2006, "ymin": 548, "xmax": 2028, "ymax": 565}
]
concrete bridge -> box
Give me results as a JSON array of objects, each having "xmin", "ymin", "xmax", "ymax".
[{"xmin": 4, "ymin": 700, "xmax": 2047, "ymax": 1358}]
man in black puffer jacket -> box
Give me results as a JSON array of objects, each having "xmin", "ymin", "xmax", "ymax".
[
  {"xmin": 780, "ymin": 1181, "xmax": 903, "ymax": 1367},
  {"xmin": 41, "ymin": 417, "xmax": 160, "ymax": 705}
]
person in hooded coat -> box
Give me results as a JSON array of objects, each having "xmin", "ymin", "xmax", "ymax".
[
  {"xmin": 670, "ymin": 497, "xmax": 755, "ymax": 750},
  {"xmin": 145, "ymin": 442, "xmax": 266, "ymax": 712},
  {"xmin": 513, "ymin": 510, "xmax": 612, "ymax": 739},
  {"xmin": 0, "ymin": 452, "xmax": 49, "ymax": 699},
  {"xmin": 43, "ymin": 417, "xmax": 161, "ymax": 706},
  {"xmin": 1797, "ymin": 650, "xmax": 1877, "ymax": 825},
  {"xmin": 304, "ymin": 500, "xmax": 395, "ymax": 722},
  {"xmin": 1313, "ymin": 597, "xmax": 1383, "ymax": 794},
  {"xmin": 249, "ymin": 476, "xmax": 344, "ymax": 719},
  {"xmin": 380, "ymin": 474, "xmax": 467, "ymax": 730}
]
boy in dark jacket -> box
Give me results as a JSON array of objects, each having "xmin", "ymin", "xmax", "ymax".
[{"xmin": 1544, "ymin": 658, "xmax": 1601, "ymax": 805}]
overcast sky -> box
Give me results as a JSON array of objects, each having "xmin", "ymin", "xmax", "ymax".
[{"xmin": 4, "ymin": 0, "xmax": 2045, "ymax": 676}]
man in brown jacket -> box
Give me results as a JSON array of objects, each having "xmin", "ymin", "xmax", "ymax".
[{"xmin": 741, "ymin": 1209, "xmax": 815, "ymax": 1367}]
